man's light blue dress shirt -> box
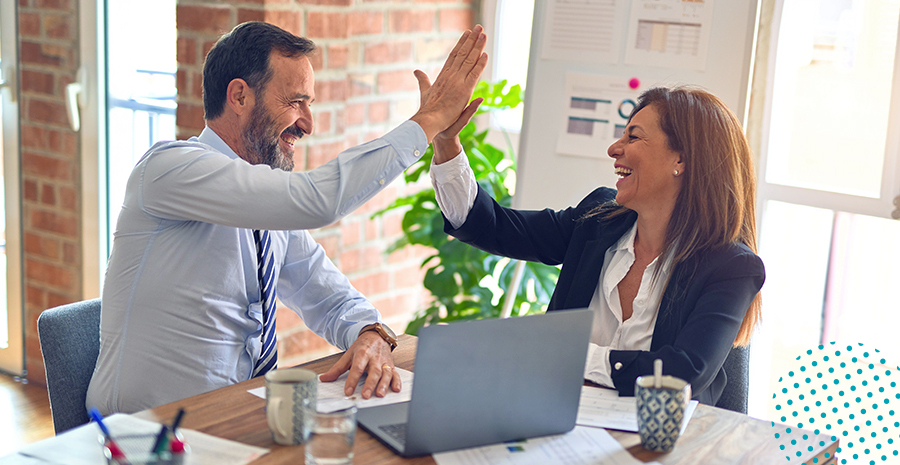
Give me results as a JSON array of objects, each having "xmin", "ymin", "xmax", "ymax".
[{"xmin": 86, "ymin": 122, "xmax": 427, "ymax": 415}]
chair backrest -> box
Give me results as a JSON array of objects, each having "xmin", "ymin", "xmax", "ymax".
[
  {"xmin": 37, "ymin": 298, "xmax": 102, "ymax": 434},
  {"xmin": 715, "ymin": 345, "xmax": 750, "ymax": 414}
]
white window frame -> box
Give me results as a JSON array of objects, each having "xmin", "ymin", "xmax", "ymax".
[
  {"xmin": 78, "ymin": 0, "xmax": 107, "ymax": 299},
  {"xmin": 0, "ymin": 0, "xmax": 24, "ymax": 374},
  {"xmin": 749, "ymin": 0, "xmax": 900, "ymax": 420},
  {"xmin": 756, "ymin": 0, "xmax": 900, "ymax": 220}
]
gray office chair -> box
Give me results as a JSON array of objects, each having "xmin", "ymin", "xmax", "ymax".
[
  {"xmin": 37, "ymin": 298, "xmax": 102, "ymax": 434},
  {"xmin": 715, "ymin": 345, "xmax": 750, "ymax": 414}
]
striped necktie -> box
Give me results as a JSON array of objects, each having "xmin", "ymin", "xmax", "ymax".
[{"xmin": 252, "ymin": 229, "xmax": 278, "ymax": 377}]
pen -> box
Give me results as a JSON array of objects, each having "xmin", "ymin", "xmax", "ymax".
[
  {"xmin": 169, "ymin": 408, "xmax": 187, "ymax": 454},
  {"xmin": 170, "ymin": 408, "xmax": 186, "ymax": 433},
  {"xmin": 88, "ymin": 407, "xmax": 126, "ymax": 460},
  {"xmin": 151, "ymin": 424, "xmax": 169, "ymax": 455}
]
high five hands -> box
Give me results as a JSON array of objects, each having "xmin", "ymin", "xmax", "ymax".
[{"xmin": 411, "ymin": 25, "xmax": 489, "ymax": 144}]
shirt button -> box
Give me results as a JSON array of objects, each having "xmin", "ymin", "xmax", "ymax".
[
  {"xmin": 379, "ymin": 179, "xmax": 385, "ymax": 185},
  {"xmin": 414, "ymin": 149, "xmax": 420, "ymax": 157},
  {"xmin": 614, "ymin": 362, "xmax": 623, "ymax": 370}
]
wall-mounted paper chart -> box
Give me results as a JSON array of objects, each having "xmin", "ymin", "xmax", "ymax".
[
  {"xmin": 540, "ymin": 0, "xmax": 621, "ymax": 64},
  {"xmin": 624, "ymin": 0, "xmax": 714, "ymax": 71},
  {"xmin": 517, "ymin": 0, "xmax": 757, "ymax": 211},
  {"xmin": 556, "ymin": 73, "xmax": 642, "ymax": 159}
]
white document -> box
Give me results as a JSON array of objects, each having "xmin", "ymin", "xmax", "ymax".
[
  {"xmin": 556, "ymin": 73, "xmax": 642, "ymax": 159},
  {"xmin": 576, "ymin": 386, "xmax": 637, "ymax": 431},
  {"xmin": 16, "ymin": 414, "xmax": 267, "ymax": 465},
  {"xmin": 577, "ymin": 385, "xmax": 698, "ymax": 435},
  {"xmin": 540, "ymin": 0, "xmax": 622, "ymax": 64},
  {"xmin": 433, "ymin": 426, "xmax": 663, "ymax": 465},
  {"xmin": 0, "ymin": 453, "xmax": 50, "ymax": 464},
  {"xmin": 247, "ymin": 367, "xmax": 415, "ymax": 413},
  {"xmin": 623, "ymin": 0, "xmax": 715, "ymax": 70},
  {"xmin": 178, "ymin": 429, "xmax": 270, "ymax": 465}
]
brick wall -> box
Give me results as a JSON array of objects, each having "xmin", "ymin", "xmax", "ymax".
[
  {"xmin": 18, "ymin": 0, "xmax": 82, "ymax": 385},
  {"xmin": 176, "ymin": 0, "xmax": 475, "ymax": 366}
]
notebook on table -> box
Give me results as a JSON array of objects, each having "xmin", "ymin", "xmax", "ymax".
[{"xmin": 356, "ymin": 308, "xmax": 594, "ymax": 457}]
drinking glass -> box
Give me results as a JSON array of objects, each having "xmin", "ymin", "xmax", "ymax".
[{"xmin": 302, "ymin": 399, "xmax": 357, "ymax": 465}]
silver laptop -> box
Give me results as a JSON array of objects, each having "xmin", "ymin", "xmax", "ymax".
[{"xmin": 356, "ymin": 308, "xmax": 593, "ymax": 457}]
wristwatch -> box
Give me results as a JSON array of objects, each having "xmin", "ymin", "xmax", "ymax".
[{"xmin": 360, "ymin": 322, "xmax": 398, "ymax": 351}]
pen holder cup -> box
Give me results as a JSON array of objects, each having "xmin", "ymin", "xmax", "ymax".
[{"xmin": 102, "ymin": 432, "xmax": 189, "ymax": 465}]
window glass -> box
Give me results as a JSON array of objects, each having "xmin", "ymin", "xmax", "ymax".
[
  {"xmin": 765, "ymin": 0, "xmax": 900, "ymax": 197},
  {"xmin": 0, "ymin": 31, "xmax": 6, "ymax": 349},
  {"xmin": 750, "ymin": 201, "xmax": 834, "ymax": 420},
  {"xmin": 105, "ymin": 0, "xmax": 177, "ymax": 244},
  {"xmin": 492, "ymin": 0, "xmax": 535, "ymax": 132}
]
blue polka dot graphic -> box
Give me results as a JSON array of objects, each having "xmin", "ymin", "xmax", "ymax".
[{"xmin": 771, "ymin": 343, "xmax": 900, "ymax": 464}]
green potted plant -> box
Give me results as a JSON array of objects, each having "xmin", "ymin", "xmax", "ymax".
[{"xmin": 373, "ymin": 81, "xmax": 560, "ymax": 335}]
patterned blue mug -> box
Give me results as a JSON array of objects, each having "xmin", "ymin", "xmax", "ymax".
[{"xmin": 635, "ymin": 375, "xmax": 691, "ymax": 452}]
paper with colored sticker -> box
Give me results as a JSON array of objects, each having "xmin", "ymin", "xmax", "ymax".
[{"xmin": 433, "ymin": 426, "xmax": 662, "ymax": 465}]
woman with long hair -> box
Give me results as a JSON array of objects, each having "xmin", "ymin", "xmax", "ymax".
[{"xmin": 429, "ymin": 86, "xmax": 764, "ymax": 407}]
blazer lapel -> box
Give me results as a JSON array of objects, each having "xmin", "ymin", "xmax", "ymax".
[
  {"xmin": 562, "ymin": 238, "xmax": 610, "ymax": 308},
  {"xmin": 554, "ymin": 212, "xmax": 637, "ymax": 310},
  {"xmin": 649, "ymin": 258, "xmax": 692, "ymax": 350}
]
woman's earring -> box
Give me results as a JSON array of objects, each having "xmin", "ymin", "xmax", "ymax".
[{"xmin": 674, "ymin": 169, "xmax": 679, "ymax": 176}]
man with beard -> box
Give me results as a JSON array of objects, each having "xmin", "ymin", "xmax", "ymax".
[{"xmin": 86, "ymin": 21, "xmax": 487, "ymax": 415}]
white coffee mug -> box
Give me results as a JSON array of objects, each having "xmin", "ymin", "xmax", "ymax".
[{"xmin": 265, "ymin": 367, "xmax": 318, "ymax": 445}]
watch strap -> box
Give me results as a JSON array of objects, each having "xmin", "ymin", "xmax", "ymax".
[{"xmin": 360, "ymin": 322, "xmax": 398, "ymax": 351}]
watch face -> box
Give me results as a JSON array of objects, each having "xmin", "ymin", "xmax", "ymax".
[{"xmin": 381, "ymin": 323, "xmax": 397, "ymax": 339}]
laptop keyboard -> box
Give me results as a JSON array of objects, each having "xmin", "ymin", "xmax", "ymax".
[{"xmin": 379, "ymin": 423, "xmax": 407, "ymax": 445}]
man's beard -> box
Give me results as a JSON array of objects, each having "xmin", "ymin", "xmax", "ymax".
[{"xmin": 240, "ymin": 104, "xmax": 300, "ymax": 172}]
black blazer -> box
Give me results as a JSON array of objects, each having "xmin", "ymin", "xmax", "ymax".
[{"xmin": 445, "ymin": 186, "xmax": 765, "ymax": 405}]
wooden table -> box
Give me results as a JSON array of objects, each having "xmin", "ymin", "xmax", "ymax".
[{"xmin": 135, "ymin": 335, "xmax": 839, "ymax": 464}]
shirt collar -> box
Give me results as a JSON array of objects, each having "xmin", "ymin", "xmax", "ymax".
[
  {"xmin": 610, "ymin": 222, "xmax": 675, "ymax": 274},
  {"xmin": 197, "ymin": 126, "xmax": 241, "ymax": 160},
  {"xmin": 612, "ymin": 221, "xmax": 638, "ymax": 255}
]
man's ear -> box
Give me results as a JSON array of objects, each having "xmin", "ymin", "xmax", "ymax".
[{"xmin": 226, "ymin": 79, "xmax": 253, "ymax": 116}]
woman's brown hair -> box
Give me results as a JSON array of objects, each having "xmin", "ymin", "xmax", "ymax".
[{"xmin": 591, "ymin": 86, "xmax": 761, "ymax": 346}]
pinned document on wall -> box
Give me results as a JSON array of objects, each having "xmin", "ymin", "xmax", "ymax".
[
  {"xmin": 556, "ymin": 73, "xmax": 643, "ymax": 159},
  {"xmin": 516, "ymin": 0, "xmax": 758, "ymax": 211},
  {"xmin": 624, "ymin": 0, "xmax": 715, "ymax": 70},
  {"xmin": 540, "ymin": 0, "xmax": 623, "ymax": 64}
]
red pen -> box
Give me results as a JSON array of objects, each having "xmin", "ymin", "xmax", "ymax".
[
  {"xmin": 105, "ymin": 440, "xmax": 127, "ymax": 461},
  {"xmin": 169, "ymin": 408, "xmax": 187, "ymax": 454}
]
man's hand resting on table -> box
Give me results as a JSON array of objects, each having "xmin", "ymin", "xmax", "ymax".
[{"xmin": 319, "ymin": 330, "xmax": 400, "ymax": 399}]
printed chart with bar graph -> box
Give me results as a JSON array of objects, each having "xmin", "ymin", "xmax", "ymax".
[{"xmin": 556, "ymin": 73, "xmax": 641, "ymax": 159}]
